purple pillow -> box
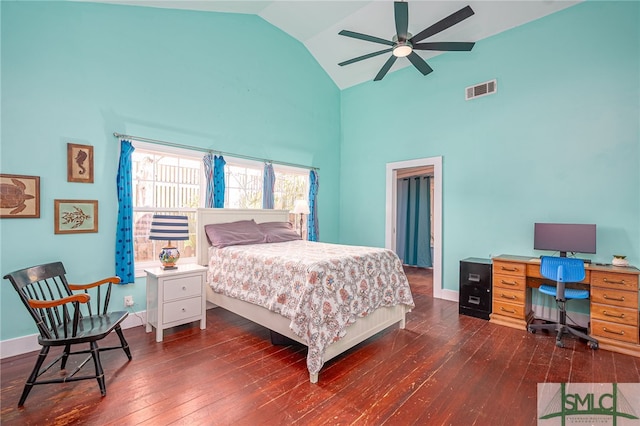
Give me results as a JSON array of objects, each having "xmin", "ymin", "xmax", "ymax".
[
  {"xmin": 258, "ymin": 222, "xmax": 302, "ymax": 243},
  {"xmin": 205, "ymin": 220, "xmax": 267, "ymax": 248}
]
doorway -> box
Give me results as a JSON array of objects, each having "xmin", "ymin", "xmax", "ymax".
[{"xmin": 386, "ymin": 157, "xmax": 443, "ymax": 299}]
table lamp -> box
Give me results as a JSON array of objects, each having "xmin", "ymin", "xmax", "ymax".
[
  {"xmin": 148, "ymin": 214, "xmax": 190, "ymax": 270},
  {"xmin": 291, "ymin": 200, "xmax": 310, "ymax": 237}
]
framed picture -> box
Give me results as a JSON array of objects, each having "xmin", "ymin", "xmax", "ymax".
[
  {"xmin": 67, "ymin": 143, "xmax": 94, "ymax": 183},
  {"xmin": 54, "ymin": 199, "xmax": 98, "ymax": 234},
  {"xmin": 0, "ymin": 174, "xmax": 40, "ymax": 218}
]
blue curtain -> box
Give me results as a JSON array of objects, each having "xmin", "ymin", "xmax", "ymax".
[
  {"xmin": 397, "ymin": 176, "xmax": 432, "ymax": 267},
  {"xmin": 396, "ymin": 179, "xmax": 409, "ymax": 262},
  {"xmin": 308, "ymin": 170, "xmax": 319, "ymax": 241},
  {"xmin": 203, "ymin": 153, "xmax": 214, "ymax": 208},
  {"xmin": 213, "ymin": 155, "xmax": 226, "ymax": 208},
  {"xmin": 115, "ymin": 140, "xmax": 135, "ymax": 284},
  {"xmin": 262, "ymin": 163, "xmax": 275, "ymax": 209}
]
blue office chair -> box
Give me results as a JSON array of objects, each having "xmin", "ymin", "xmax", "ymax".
[{"xmin": 527, "ymin": 256, "xmax": 599, "ymax": 349}]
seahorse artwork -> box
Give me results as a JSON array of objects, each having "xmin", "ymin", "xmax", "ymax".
[
  {"xmin": 0, "ymin": 178, "xmax": 35, "ymax": 215},
  {"xmin": 75, "ymin": 150, "xmax": 88, "ymax": 175},
  {"xmin": 61, "ymin": 206, "xmax": 91, "ymax": 228}
]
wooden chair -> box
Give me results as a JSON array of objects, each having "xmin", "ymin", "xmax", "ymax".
[{"xmin": 3, "ymin": 262, "xmax": 132, "ymax": 406}]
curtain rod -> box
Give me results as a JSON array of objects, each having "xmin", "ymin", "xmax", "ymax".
[{"xmin": 113, "ymin": 132, "xmax": 319, "ymax": 171}]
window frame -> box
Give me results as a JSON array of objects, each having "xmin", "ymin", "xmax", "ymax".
[
  {"xmin": 130, "ymin": 141, "xmax": 206, "ymax": 277},
  {"xmin": 128, "ymin": 141, "xmax": 312, "ymax": 276}
]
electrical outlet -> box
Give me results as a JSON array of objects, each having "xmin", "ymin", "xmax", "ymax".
[{"xmin": 124, "ymin": 295, "xmax": 134, "ymax": 307}]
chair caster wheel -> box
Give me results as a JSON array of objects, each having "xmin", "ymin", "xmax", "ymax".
[
  {"xmin": 588, "ymin": 342, "xmax": 598, "ymax": 350},
  {"xmin": 528, "ymin": 326, "xmax": 536, "ymax": 334},
  {"xmin": 556, "ymin": 341, "xmax": 565, "ymax": 348}
]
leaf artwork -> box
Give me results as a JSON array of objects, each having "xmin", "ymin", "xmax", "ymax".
[{"xmin": 61, "ymin": 206, "xmax": 91, "ymax": 228}]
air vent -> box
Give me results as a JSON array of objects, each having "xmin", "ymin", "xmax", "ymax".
[{"xmin": 465, "ymin": 79, "xmax": 497, "ymax": 100}]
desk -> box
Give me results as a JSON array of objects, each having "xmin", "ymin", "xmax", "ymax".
[{"xmin": 490, "ymin": 255, "xmax": 640, "ymax": 358}]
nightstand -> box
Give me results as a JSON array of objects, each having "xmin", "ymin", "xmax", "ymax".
[{"xmin": 145, "ymin": 264, "xmax": 208, "ymax": 342}]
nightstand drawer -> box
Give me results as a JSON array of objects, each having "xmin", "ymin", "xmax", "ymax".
[
  {"xmin": 163, "ymin": 296, "xmax": 203, "ymax": 324},
  {"xmin": 163, "ymin": 276, "xmax": 202, "ymax": 301}
]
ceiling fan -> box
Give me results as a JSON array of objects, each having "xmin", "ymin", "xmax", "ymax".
[{"xmin": 338, "ymin": 2, "xmax": 476, "ymax": 81}]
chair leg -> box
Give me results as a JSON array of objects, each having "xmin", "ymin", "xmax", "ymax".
[
  {"xmin": 89, "ymin": 341, "xmax": 106, "ymax": 397},
  {"xmin": 19, "ymin": 346, "xmax": 50, "ymax": 407},
  {"xmin": 564, "ymin": 324, "xmax": 599, "ymax": 346},
  {"xmin": 61, "ymin": 344, "xmax": 72, "ymax": 370},
  {"xmin": 115, "ymin": 325, "xmax": 132, "ymax": 360}
]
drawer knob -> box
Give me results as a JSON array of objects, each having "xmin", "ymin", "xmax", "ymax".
[
  {"xmin": 182, "ymin": 286, "xmax": 187, "ymax": 291},
  {"xmin": 500, "ymin": 307, "xmax": 516, "ymax": 314},
  {"xmin": 182, "ymin": 307, "xmax": 186, "ymax": 312},
  {"xmin": 500, "ymin": 280, "xmax": 517, "ymax": 286},
  {"xmin": 603, "ymin": 311, "xmax": 625, "ymax": 319},
  {"xmin": 500, "ymin": 293, "xmax": 517, "ymax": 300},
  {"xmin": 603, "ymin": 327, "xmax": 625, "ymax": 336},
  {"xmin": 603, "ymin": 278, "xmax": 625, "ymax": 285},
  {"xmin": 603, "ymin": 294, "xmax": 625, "ymax": 302}
]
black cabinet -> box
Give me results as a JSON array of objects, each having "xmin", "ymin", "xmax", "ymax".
[{"xmin": 459, "ymin": 258, "xmax": 492, "ymax": 320}]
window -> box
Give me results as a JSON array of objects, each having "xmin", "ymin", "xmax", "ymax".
[
  {"xmin": 131, "ymin": 142, "xmax": 204, "ymax": 275},
  {"xmin": 273, "ymin": 166, "xmax": 309, "ymax": 239},
  {"xmin": 223, "ymin": 160, "xmax": 310, "ymax": 233},
  {"xmin": 130, "ymin": 142, "xmax": 311, "ymax": 276}
]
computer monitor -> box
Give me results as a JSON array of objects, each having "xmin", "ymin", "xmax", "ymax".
[{"xmin": 534, "ymin": 223, "xmax": 596, "ymax": 258}]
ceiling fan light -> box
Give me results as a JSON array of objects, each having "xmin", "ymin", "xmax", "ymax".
[{"xmin": 393, "ymin": 44, "xmax": 412, "ymax": 58}]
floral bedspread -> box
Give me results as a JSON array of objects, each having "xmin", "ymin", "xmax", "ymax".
[{"xmin": 207, "ymin": 240, "xmax": 414, "ymax": 375}]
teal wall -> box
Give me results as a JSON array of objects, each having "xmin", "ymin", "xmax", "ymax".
[
  {"xmin": 339, "ymin": 2, "xmax": 639, "ymax": 291},
  {"xmin": 2, "ymin": 1, "xmax": 639, "ymax": 344},
  {"xmin": 0, "ymin": 2, "xmax": 341, "ymax": 341}
]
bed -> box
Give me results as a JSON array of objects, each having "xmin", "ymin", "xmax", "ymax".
[{"xmin": 196, "ymin": 208, "xmax": 414, "ymax": 383}]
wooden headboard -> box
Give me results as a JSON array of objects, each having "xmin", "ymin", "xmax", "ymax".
[{"xmin": 196, "ymin": 208, "xmax": 290, "ymax": 266}]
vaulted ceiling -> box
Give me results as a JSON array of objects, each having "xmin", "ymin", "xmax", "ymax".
[{"xmin": 90, "ymin": 1, "xmax": 580, "ymax": 89}]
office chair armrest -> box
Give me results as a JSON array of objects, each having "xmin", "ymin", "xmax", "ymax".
[
  {"xmin": 68, "ymin": 276, "xmax": 121, "ymax": 290},
  {"xmin": 28, "ymin": 293, "xmax": 91, "ymax": 309}
]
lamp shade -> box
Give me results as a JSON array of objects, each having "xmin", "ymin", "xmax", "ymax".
[
  {"xmin": 148, "ymin": 215, "xmax": 190, "ymax": 241},
  {"xmin": 292, "ymin": 200, "xmax": 310, "ymax": 215}
]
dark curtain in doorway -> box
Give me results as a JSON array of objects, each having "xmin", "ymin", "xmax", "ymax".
[{"xmin": 396, "ymin": 176, "xmax": 432, "ymax": 267}]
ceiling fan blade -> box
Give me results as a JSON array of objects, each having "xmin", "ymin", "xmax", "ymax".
[
  {"xmin": 413, "ymin": 42, "xmax": 475, "ymax": 51},
  {"xmin": 407, "ymin": 52, "xmax": 434, "ymax": 76},
  {"xmin": 394, "ymin": 1, "xmax": 409, "ymax": 40},
  {"xmin": 338, "ymin": 48, "xmax": 393, "ymax": 66},
  {"xmin": 339, "ymin": 30, "xmax": 394, "ymax": 46},
  {"xmin": 410, "ymin": 5, "xmax": 475, "ymax": 44},
  {"xmin": 374, "ymin": 55, "xmax": 397, "ymax": 81}
]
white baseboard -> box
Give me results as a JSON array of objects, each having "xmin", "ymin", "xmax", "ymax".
[
  {"xmin": 439, "ymin": 288, "xmax": 459, "ymax": 303},
  {"xmin": 0, "ymin": 310, "xmax": 147, "ymax": 360}
]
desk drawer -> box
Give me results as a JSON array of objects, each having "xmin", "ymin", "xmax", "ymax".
[
  {"xmin": 590, "ymin": 287, "xmax": 638, "ymax": 309},
  {"xmin": 493, "ymin": 261, "xmax": 525, "ymax": 278},
  {"xmin": 494, "ymin": 288, "xmax": 526, "ymax": 305},
  {"xmin": 590, "ymin": 302, "xmax": 638, "ymax": 327},
  {"xmin": 591, "ymin": 271, "xmax": 639, "ymax": 292},
  {"xmin": 493, "ymin": 274, "xmax": 526, "ymax": 291},
  {"xmin": 591, "ymin": 319, "xmax": 639, "ymax": 345},
  {"xmin": 493, "ymin": 299, "xmax": 525, "ymax": 319}
]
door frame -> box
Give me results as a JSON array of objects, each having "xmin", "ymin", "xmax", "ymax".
[{"xmin": 386, "ymin": 156, "xmax": 444, "ymax": 299}]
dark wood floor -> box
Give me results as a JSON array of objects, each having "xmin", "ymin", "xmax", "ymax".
[{"xmin": 2, "ymin": 267, "xmax": 639, "ymax": 425}]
